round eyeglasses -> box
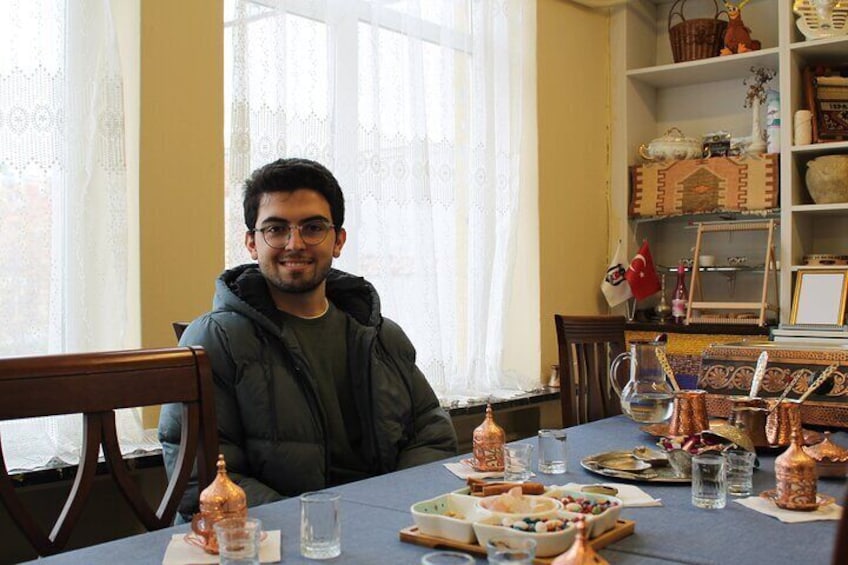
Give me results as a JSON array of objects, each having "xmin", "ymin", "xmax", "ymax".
[{"xmin": 251, "ymin": 219, "xmax": 336, "ymax": 248}]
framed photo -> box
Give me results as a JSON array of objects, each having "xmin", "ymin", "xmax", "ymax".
[
  {"xmin": 790, "ymin": 269, "xmax": 848, "ymax": 325},
  {"xmin": 804, "ymin": 65, "xmax": 848, "ymax": 143}
]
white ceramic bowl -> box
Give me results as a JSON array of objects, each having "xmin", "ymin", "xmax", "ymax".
[
  {"xmin": 542, "ymin": 488, "xmax": 623, "ymax": 538},
  {"xmin": 476, "ymin": 494, "xmax": 562, "ymax": 520},
  {"xmin": 411, "ymin": 493, "xmax": 487, "ymax": 543},
  {"xmin": 472, "ymin": 513, "xmax": 578, "ymax": 557}
]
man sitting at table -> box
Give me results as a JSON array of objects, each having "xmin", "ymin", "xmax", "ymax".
[{"xmin": 158, "ymin": 158, "xmax": 458, "ymax": 518}]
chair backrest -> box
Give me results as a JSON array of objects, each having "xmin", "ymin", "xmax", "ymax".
[
  {"xmin": 555, "ymin": 315, "xmax": 626, "ymax": 427},
  {"xmin": 834, "ymin": 485, "xmax": 848, "ymax": 565},
  {"xmin": 172, "ymin": 322, "xmax": 189, "ymax": 342},
  {"xmin": 0, "ymin": 347, "xmax": 218, "ymax": 556}
]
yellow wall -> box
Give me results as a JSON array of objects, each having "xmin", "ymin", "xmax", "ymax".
[
  {"xmin": 537, "ymin": 0, "xmax": 611, "ymax": 375},
  {"xmin": 140, "ymin": 0, "xmax": 224, "ymax": 351}
]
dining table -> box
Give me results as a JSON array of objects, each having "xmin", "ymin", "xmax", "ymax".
[{"xmin": 25, "ymin": 415, "xmax": 847, "ymax": 564}]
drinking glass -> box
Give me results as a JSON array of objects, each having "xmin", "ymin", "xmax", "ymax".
[
  {"xmin": 725, "ymin": 449, "xmax": 756, "ymax": 496},
  {"xmin": 213, "ymin": 517, "xmax": 262, "ymax": 565},
  {"xmin": 486, "ymin": 537, "xmax": 537, "ymax": 564},
  {"xmin": 537, "ymin": 429, "xmax": 567, "ymax": 474},
  {"xmin": 420, "ymin": 551, "xmax": 476, "ymax": 564},
  {"xmin": 504, "ymin": 444, "xmax": 533, "ymax": 482},
  {"xmin": 691, "ymin": 452, "xmax": 726, "ymax": 509},
  {"xmin": 300, "ymin": 491, "xmax": 341, "ymax": 559}
]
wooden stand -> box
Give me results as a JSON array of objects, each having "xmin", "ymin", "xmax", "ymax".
[
  {"xmin": 400, "ymin": 519, "xmax": 635, "ymax": 564},
  {"xmin": 686, "ymin": 219, "xmax": 778, "ymax": 326}
]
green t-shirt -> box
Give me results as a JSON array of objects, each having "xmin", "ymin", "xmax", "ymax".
[{"xmin": 279, "ymin": 303, "xmax": 370, "ymax": 485}]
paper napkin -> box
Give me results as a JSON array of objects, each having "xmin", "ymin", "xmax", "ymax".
[
  {"xmin": 557, "ymin": 482, "xmax": 663, "ymax": 507},
  {"xmin": 735, "ymin": 497, "xmax": 843, "ymax": 523},
  {"xmin": 162, "ymin": 530, "xmax": 281, "ymax": 565},
  {"xmin": 443, "ymin": 458, "xmax": 536, "ymax": 481}
]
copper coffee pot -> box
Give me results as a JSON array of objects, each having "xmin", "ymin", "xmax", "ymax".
[
  {"xmin": 766, "ymin": 400, "xmax": 802, "ymax": 447},
  {"xmin": 668, "ymin": 390, "xmax": 710, "ymax": 437},
  {"xmin": 188, "ymin": 454, "xmax": 248, "ymax": 554},
  {"xmin": 774, "ymin": 429, "xmax": 818, "ymax": 511},
  {"xmin": 727, "ymin": 396, "xmax": 769, "ymax": 448}
]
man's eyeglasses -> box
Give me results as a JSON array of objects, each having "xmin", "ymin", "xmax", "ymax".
[{"xmin": 251, "ymin": 219, "xmax": 336, "ymax": 248}]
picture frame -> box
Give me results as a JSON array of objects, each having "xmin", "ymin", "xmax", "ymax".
[
  {"xmin": 804, "ymin": 65, "xmax": 848, "ymax": 143},
  {"xmin": 789, "ymin": 269, "xmax": 848, "ymax": 325}
]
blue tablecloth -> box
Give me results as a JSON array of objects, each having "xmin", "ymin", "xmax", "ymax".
[{"xmin": 26, "ymin": 416, "xmax": 847, "ymax": 564}]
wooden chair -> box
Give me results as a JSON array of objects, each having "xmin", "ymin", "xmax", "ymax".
[
  {"xmin": 555, "ymin": 315, "xmax": 626, "ymax": 427},
  {"xmin": 834, "ymin": 485, "xmax": 848, "ymax": 565},
  {"xmin": 0, "ymin": 347, "xmax": 218, "ymax": 556},
  {"xmin": 172, "ymin": 322, "xmax": 189, "ymax": 342}
]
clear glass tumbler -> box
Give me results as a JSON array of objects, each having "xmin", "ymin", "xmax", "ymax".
[
  {"xmin": 691, "ymin": 452, "xmax": 726, "ymax": 509},
  {"xmin": 300, "ymin": 491, "xmax": 341, "ymax": 559},
  {"xmin": 725, "ymin": 449, "xmax": 756, "ymax": 496},
  {"xmin": 537, "ymin": 429, "xmax": 567, "ymax": 474},
  {"xmin": 213, "ymin": 517, "xmax": 262, "ymax": 565},
  {"xmin": 420, "ymin": 551, "xmax": 476, "ymax": 564},
  {"xmin": 486, "ymin": 537, "xmax": 536, "ymax": 564},
  {"xmin": 504, "ymin": 444, "xmax": 534, "ymax": 482}
]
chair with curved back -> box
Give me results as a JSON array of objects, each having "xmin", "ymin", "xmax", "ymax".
[
  {"xmin": 834, "ymin": 485, "xmax": 848, "ymax": 565},
  {"xmin": 0, "ymin": 347, "xmax": 218, "ymax": 557},
  {"xmin": 555, "ymin": 315, "xmax": 626, "ymax": 427}
]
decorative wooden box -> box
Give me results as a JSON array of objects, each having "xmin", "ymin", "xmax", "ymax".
[
  {"xmin": 698, "ymin": 342, "xmax": 848, "ymax": 428},
  {"xmin": 630, "ymin": 154, "xmax": 779, "ymax": 219}
]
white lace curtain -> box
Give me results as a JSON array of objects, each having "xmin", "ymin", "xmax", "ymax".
[
  {"xmin": 225, "ymin": 0, "xmax": 537, "ymax": 399},
  {"xmin": 0, "ymin": 0, "xmax": 143, "ymax": 471}
]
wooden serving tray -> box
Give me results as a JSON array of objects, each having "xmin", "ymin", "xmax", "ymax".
[{"xmin": 399, "ymin": 519, "xmax": 635, "ymax": 564}]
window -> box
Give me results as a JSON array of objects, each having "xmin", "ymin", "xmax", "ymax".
[
  {"xmin": 0, "ymin": 0, "xmax": 145, "ymax": 471},
  {"xmin": 224, "ymin": 0, "xmax": 538, "ymax": 400}
]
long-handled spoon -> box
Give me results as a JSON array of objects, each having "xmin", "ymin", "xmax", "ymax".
[
  {"xmin": 749, "ymin": 351, "xmax": 768, "ymax": 398},
  {"xmin": 796, "ymin": 363, "xmax": 839, "ymax": 404},
  {"xmin": 654, "ymin": 348, "xmax": 681, "ymax": 392},
  {"xmin": 769, "ymin": 372, "xmax": 805, "ymax": 411}
]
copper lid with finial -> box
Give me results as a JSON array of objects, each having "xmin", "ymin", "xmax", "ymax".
[
  {"xmin": 551, "ymin": 518, "xmax": 609, "ymax": 565},
  {"xmin": 472, "ymin": 403, "xmax": 505, "ymax": 472},
  {"xmin": 774, "ymin": 429, "xmax": 818, "ymax": 511},
  {"xmin": 803, "ymin": 431, "xmax": 848, "ymax": 478},
  {"xmin": 199, "ymin": 454, "xmax": 248, "ymax": 518}
]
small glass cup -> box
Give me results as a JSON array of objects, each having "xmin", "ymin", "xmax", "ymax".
[
  {"xmin": 421, "ymin": 551, "xmax": 476, "ymax": 564},
  {"xmin": 486, "ymin": 537, "xmax": 536, "ymax": 564},
  {"xmin": 504, "ymin": 444, "xmax": 534, "ymax": 482},
  {"xmin": 213, "ymin": 517, "xmax": 262, "ymax": 565},
  {"xmin": 300, "ymin": 491, "xmax": 341, "ymax": 559},
  {"xmin": 725, "ymin": 449, "xmax": 756, "ymax": 497},
  {"xmin": 691, "ymin": 452, "xmax": 726, "ymax": 509},
  {"xmin": 537, "ymin": 428, "xmax": 567, "ymax": 474}
]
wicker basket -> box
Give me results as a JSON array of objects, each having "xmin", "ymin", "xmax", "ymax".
[{"xmin": 668, "ymin": 0, "xmax": 728, "ymax": 63}]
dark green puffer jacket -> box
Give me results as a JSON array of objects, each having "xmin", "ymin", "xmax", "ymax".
[{"xmin": 158, "ymin": 264, "xmax": 457, "ymax": 514}]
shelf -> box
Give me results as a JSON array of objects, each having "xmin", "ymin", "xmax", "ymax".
[
  {"xmin": 658, "ymin": 265, "xmax": 767, "ymax": 274},
  {"xmin": 790, "ymin": 36, "xmax": 848, "ymax": 65},
  {"xmin": 626, "ymin": 48, "xmax": 780, "ymax": 89},
  {"xmin": 791, "ymin": 203, "xmax": 848, "ymax": 215},
  {"xmin": 791, "ymin": 140, "xmax": 848, "ymax": 156},
  {"xmin": 632, "ymin": 209, "xmax": 780, "ymax": 224},
  {"xmin": 790, "ymin": 265, "xmax": 848, "ymax": 272}
]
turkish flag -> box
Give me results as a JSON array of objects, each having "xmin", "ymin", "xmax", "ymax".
[{"xmin": 625, "ymin": 241, "xmax": 661, "ymax": 300}]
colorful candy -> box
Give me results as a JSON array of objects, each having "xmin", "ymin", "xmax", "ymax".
[
  {"xmin": 499, "ymin": 516, "xmax": 569, "ymax": 533},
  {"xmin": 557, "ymin": 495, "xmax": 617, "ymax": 515}
]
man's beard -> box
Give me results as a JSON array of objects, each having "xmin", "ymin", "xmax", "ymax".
[{"xmin": 261, "ymin": 259, "xmax": 332, "ymax": 295}]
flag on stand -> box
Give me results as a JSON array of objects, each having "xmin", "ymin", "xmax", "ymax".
[
  {"xmin": 625, "ymin": 241, "xmax": 661, "ymax": 300},
  {"xmin": 601, "ymin": 241, "xmax": 632, "ymax": 307}
]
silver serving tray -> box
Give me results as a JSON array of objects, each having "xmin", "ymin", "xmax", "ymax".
[{"xmin": 581, "ymin": 451, "xmax": 690, "ymax": 484}]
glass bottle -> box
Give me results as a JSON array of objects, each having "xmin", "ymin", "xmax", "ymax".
[{"xmin": 671, "ymin": 263, "xmax": 688, "ymax": 324}]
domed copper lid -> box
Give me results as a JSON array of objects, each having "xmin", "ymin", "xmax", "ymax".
[
  {"xmin": 199, "ymin": 454, "xmax": 247, "ymax": 516},
  {"xmin": 803, "ymin": 431, "xmax": 848, "ymax": 463},
  {"xmin": 472, "ymin": 403, "xmax": 505, "ymax": 472},
  {"xmin": 551, "ymin": 518, "xmax": 608, "ymax": 565}
]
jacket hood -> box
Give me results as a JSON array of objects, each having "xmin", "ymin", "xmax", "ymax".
[{"xmin": 214, "ymin": 263, "xmax": 382, "ymax": 329}]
